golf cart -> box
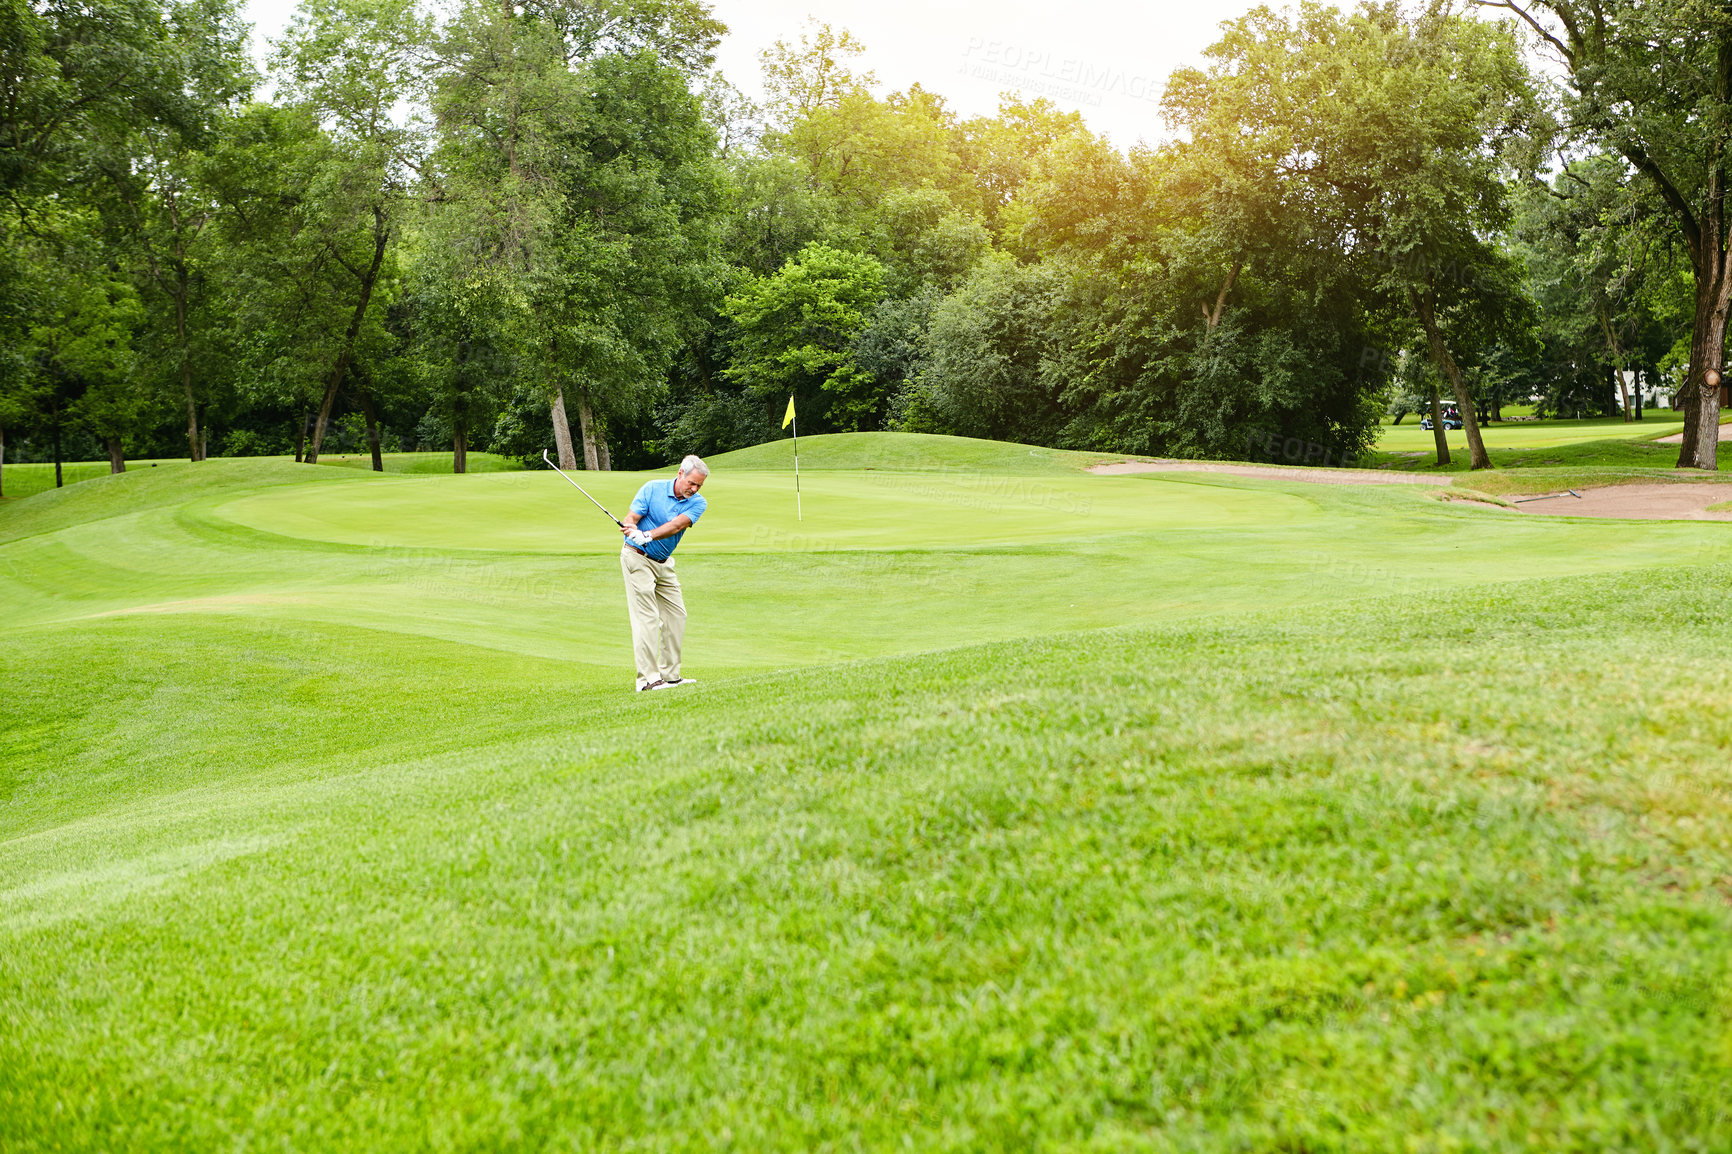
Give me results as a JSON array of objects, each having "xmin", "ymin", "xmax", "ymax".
[{"xmin": 1420, "ymin": 404, "xmax": 1464, "ymax": 431}]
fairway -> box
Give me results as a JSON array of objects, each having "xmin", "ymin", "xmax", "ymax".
[
  {"xmin": 1376, "ymin": 411, "xmax": 1684, "ymax": 453},
  {"xmin": 6, "ymin": 434, "xmax": 1732, "ymax": 1149}
]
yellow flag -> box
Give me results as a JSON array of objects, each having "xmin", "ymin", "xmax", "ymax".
[{"xmin": 781, "ymin": 395, "xmax": 796, "ymax": 429}]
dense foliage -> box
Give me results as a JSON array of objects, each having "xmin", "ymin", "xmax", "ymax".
[{"xmin": 0, "ymin": 0, "xmax": 1712, "ymax": 484}]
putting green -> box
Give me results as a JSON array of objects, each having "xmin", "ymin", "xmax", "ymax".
[{"xmin": 212, "ymin": 467, "xmax": 1322, "ymax": 553}]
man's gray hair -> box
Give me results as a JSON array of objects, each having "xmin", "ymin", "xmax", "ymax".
[{"xmin": 679, "ymin": 454, "xmax": 710, "ymax": 478}]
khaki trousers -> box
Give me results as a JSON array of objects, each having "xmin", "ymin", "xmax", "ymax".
[{"xmin": 620, "ymin": 546, "xmax": 686, "ymax": 689}]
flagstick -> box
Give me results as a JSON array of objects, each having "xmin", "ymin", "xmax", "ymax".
[{"xmin": 793, "ymin": 411, "xmax": 802, "ymax": 521}]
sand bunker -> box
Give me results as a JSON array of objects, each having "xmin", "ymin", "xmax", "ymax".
[
  {"xmin": 1510, "ymin": 483, "xmax": 1732, "ymax": 520},
  {"xmin": 1088, "ymin": 460, "xmax": 1438, "ymax": 485}
]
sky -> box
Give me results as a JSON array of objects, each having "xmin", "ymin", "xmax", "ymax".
[{"xmin": 240, "ymin": 0, "xmax": 1263, "ymax": 147}]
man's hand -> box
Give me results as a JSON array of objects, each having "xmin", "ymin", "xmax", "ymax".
[{"xmin": 626, "ymin": 527, "xmax": 652, "ymax": 546}]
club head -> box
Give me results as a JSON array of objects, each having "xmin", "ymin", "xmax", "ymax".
[{"xmin": 542, "ymin": 449, "xmax": 554, "ymax": 468}]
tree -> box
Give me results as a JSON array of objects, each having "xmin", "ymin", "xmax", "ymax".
[
  {"xmin": 272, "ymin": 0, "xmax": 428, "ymax": 466},
  {"xmin": 430, "ymin": 0, "xmax": 725, "ymax": 470},
  {"xmin": 862, "ymin": 187, "xmax": 990, "ymax": 296},
  {"xmin": 720, "ymin": 152, "xmax": 843, "ymax": 276},
  {"xmin": 699, "ymin": 71, "xmax": 761, "ymax": 158},
  {"xmin": 854, "ymin": 286, "xmax": 942, "ymax": 429},
  {"xmin": 722, "ymin": 242, "xmax": 886, "ymax": 431},
  {"xmin": 1489, "ymin": 0, "xmax": 1732, "ymax": 467},
  {"xmin": 397, "ymin": 259, "xmax": 512, "ymax": 472},
  {"xmin": 41, "ymin": 249, "xmax": 146, "ymax": 473},
  {"xmin": 1512, "ymin": 157, "xmax": 1690, "ymax": 422},
  {"xmin": 954, "ymin": 96, "xmax": 1092, "ymax": 236},
  {"xmin": 758, "ymin": 19, "xmax": 875, "ymax": 129},
  {"xmin": 1013, "ymin": 91, "xmax": 1384, "ymax": 464},
  {"xmin": 77, "ymin": 0, "xmax": 252, "ymax": 462},
  {"xmin": 779, "ymin": 84, "xmax": 975, "ymax": 222},
  {"xmin": 0, "ymin": 217, "xmax": 45, "ymax": 496},
  {"xmin": 1165, "ymin": 1, "xmax": 1545, "ymax": 470},
  {"xmin": 0, "ymin": 0, "xmax": 200, "ymax": 200},
  {"xmin": 905, "ymin": 254, "xmax": 1070, "ymax": 446}
]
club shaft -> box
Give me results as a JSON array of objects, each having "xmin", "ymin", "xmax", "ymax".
[{"xmin": 543, "ymin": 450, "xmax": 622, "ymax": 526}]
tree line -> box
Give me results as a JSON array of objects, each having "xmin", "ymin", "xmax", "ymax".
[{"xmin": 1, "ymin": 0, "xmax": 1725, "ymax": 492}]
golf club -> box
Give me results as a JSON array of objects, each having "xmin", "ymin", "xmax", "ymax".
[{"xmin": 542, "ymin": 449, "xmax": 624, "ymax": 527}]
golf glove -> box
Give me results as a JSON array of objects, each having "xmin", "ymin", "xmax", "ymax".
[{"xmin": 628, "ymin": 528, "xmax": 652, "ymax": 547}]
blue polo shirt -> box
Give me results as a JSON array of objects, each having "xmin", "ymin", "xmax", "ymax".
[{"xmin": 630, "ymin": 478, "xmax": 707, "ymax": 563}]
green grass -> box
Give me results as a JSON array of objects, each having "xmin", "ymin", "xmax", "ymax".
[
  {"xmin": 5, "ymin": 433, "xmax": 1732, "ymax": 1149},
  {"xmin": 1376, "ymin": 411, "xmax": 1684, "ymax": 454},
  {"xmin": 0, "ymin": 451, "xmax": 518, "ymax": 504},
  {"xmin": 1366, "ymin": 411, "xmax": 1732, "ymax": 484},
  {"xmin": 710, "ymin": 430, "xmax": 1115, "ymax": 474},
  {"xmin": 0, "ymin": 458, "xmax": 195, "ymax": 501},
  {"xmin": 316, "ymin": 450, "xmax": 525, "ymax": 473}
]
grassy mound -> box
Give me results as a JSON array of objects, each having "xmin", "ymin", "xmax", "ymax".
[
  {"xmin": 0, "ymin": 458, "xmax": 364, "ymax": 545},
  {"xmin": 0, "ymin": 459, "xmax": 196, "ymax": 504},
  {"xmin": 706, "ymin": 431, "xmax": 1114, "ymax": 474},
  {"xmin": 5, "ymin": 449, "xmax": 1732, "ymax": 1148},
  {"xmin": 316, "ymin": 451, "xmax": 524, "ymax": 474}
]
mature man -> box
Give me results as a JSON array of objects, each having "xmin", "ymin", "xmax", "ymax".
[{"xmin": 620, "ymin": 454, "xmax": 709, "ymax": 691}]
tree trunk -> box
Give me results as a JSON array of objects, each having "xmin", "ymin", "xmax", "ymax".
[
  {"xmin": 108, "ymin": 437, "xmax": 126, "ymax": 474},
  {"xmin": 359, "ymin": 393, "xmax": 384, "ymax": 472},
  {"xmin": 1633, "ymin": 370, "xmax": 1643, "ymax": 420},
  {"xmin": 306, "ymin": 207, "xmax": 389, "ymax": 465},
  {"xmin": 305, "ymin": 380, "xmax": 341, "ymax": 465},
  {"xmin": 453, "ymin": 425, "xmax": 468, "ymax": 474},
  {"xmin": 576, "ymin": 389, "xmax": 600, "ymax": 470},
  {"xmin": 295, "ymin": 409, "xmax": 308, "ymax": 462},
  {"xmin": 1201, "ymin": 259, "xmax": 1242, "ymax": 341},
  {"xmin": 1412, "ymin": 287, "xmax": 1489, "ymax": 470},
  {"xmin": 1676, "ymin": 374, "xmax": 1700, "ymax": 462},
  {"xmin": 0, "ymin": 420, "xmax": 6, "ymax": 498},
  {"xmin": 1682, "ymin": 262, "xmax": 1731, "ymax": 470},
  {"xmin": 550, "ymin": 385, "xmax": 578, "ymax": 470},
  {"xmin": 52, "ymin": 415, "xmax": 63, "ymax": 488},
  {"xmin": 166, "ymin": 263, "xmax": 203, "ymax": 462},
  {"xmin": 1597, "ymin": 307, "xmax": 1634, "ymax": 424},
  {"xmin": 596, "ymin": 432, "xmax": 611, "ymax": 471},
  {"xmin": 182, "ymin": 358, "xmax": 201, "ymax": 462},
  {"xmin": 1427, "ymin": 379, "xmax": 1450, "ymax": 467}
]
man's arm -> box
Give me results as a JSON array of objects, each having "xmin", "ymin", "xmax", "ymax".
[{"xmin": 640, "ymin": 514, "xmax": 693, "ymax": 541}]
